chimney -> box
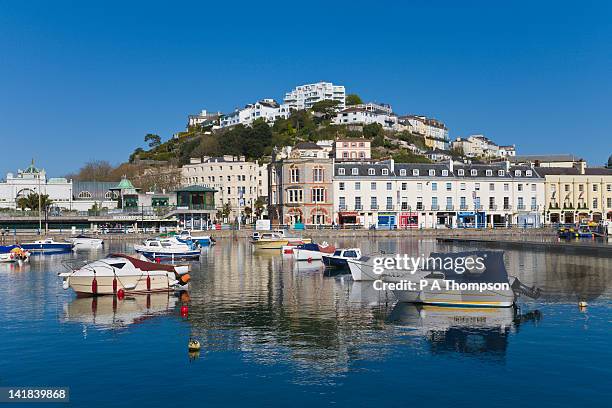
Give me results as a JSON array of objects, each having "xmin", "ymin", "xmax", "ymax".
[
  {"xmin": 389, "ymin": 158, "xmax": 395, "ymax": 173},
  {"xmin": 505, "ymin": 160, "xmax": 510, "ymax": 172},
  {"xmin": 577, "ymin": 160, "xmax": 586, "ymax": 175},
  {"xmin": 448, "ymin": 159, "xmax": 454, "ymax": 173}
]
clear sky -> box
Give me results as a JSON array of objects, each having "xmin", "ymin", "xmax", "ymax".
[{"xmin": 1, "ymin": 0, "xmax": 610, "ymax": 177}]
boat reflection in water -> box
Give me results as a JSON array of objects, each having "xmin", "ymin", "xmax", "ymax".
[
  {"xmin": 388, "ymin": 302, "xmax": 541, "ymax": 361},
  {"xmin": 62, "ymin": 292, "xmax": 184, "ymax": 330}
]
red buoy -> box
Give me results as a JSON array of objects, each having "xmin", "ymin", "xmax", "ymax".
[
  {"xmin": 146, "ymin": 274, "xmax": 151, "ymax": 291},
  {"xmin": 92, "ymin": 276, "xmax": 98, "ymax": 295},
  {"xmin": 117, "ymin": 288, "xmax": 125, "ymax": 300},
  {"xmin": 180, "ymin": 305, "xmax": 189, "ymax": 317},
  {"xmin": 307, "ymin": 257, "xmax": 312, "ymax": 263},
  {"xmin": 112, "ymin": 277, "xmax": 117, "ymax": 294}
]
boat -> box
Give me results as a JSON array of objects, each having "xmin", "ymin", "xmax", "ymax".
[
  {"xmin": 251, "ymin": 232, "xmax": 311, "ymax": 250},
  {"xmin": 134, "ymin": 238, "xmax": 201, "ymax": 260},
  {"xmin": 177, "ymin": 230, "xmax": 215, "ymax": 246},
  {"xmin": 347, "ymin": 254, "xmax": 403, "ymax": 281},
  {"xmin": 293, "ymin": 242, "xmax": 335, "ymax": 261},
  {"xmin": 59, "ymin": 254, "xmax": 191, "ymax": 295},
  {"xmin": 385, "ymin": 251, "xmax": 541, "ymax": 308},
  {"xmin": 0, "ymin": 246, "xmax": 31, "ymax": 263},
  {"xmin": 557, "ymin": 226, "xmax": 579, "ymax": 239},
  {"xmin": 66, "ymin": 235, "xmax": 104, "ymax": 249},
  {"xmin": 322, "ymin": 248, "xmax": 362, "ymax": 269},
  {"xmin": 21, "ymin": 238, "xmax": 74, "ymax": 253}
]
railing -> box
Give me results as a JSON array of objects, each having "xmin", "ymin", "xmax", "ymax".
[
  {"xmin": 370, "ymin": 204, "xmax": 378, "ymax": 210},
  {"xmin": 517, "ymin": 205, "xmax": 526, "ymax": 210},
  {"xmin": 489, "ymin": 204, "xmax": 497, "ymax": 210},
  {"xmin": 446, "ymin": 205, "xmax": 454, "ymax": 210},
  {"xmin": 338, "ymin": 205, "xmax": 347, "ymax": 211},
  {"xmin": 460, "ymin": 204, "xmax": 468, "ymax": 210},
  {"xmin": 355, "ymin": 205, "xmax": 363, "ymax": 210},
  {"xmin": 386, "ymin": 205, "xmax": 394, "ymax": 210},
  {"xmin": 474, "ymin": 204, "xmax": 483, "ymax": 210},
  {"xmin": 531, "ymin": 205, "xmax": 539, "ymax": 211},
  {"xmin": 431, "ymin": 204, "xmax": 439, "ymax": 210},
  {"xmin": 504, "ymin": 204, "xmax": 512, "ymax": 210}
]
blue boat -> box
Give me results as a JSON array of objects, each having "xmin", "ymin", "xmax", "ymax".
[
  {"xmin": 0, "ymin": 245, "xmax": 20, "ymax": 253},
  {"xmin": 322, "ymin": 248, "xmax": 362, "ymax": 269},
  {"xmin": 21, "ymin": 238, "xmax": 74, "ymax": 253}
]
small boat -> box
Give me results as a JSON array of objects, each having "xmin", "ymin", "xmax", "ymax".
[
  {"xmin": 251, "ymin": 232, "xmax": 311, "ymax": 250},
  {"xmin": 21, "ymin": 238, "xmax": 74, "ymax": 253},
  {"xmin": 66, "ymin": 235, "xmax": 104, "ymax": 249},
  {"xmin": 293, "ymin": 242, "xmax": 335, "ymax": 261},
  {"xmin": 347, "ymin": 254, "xmax": 401, "ymax": 281},
  {"xmin": 59, "ymin": 254, "xmax": 191, "ymax": 295},
  {"xmin": 385, "ymin": 251, "xmax": 541, "ymax": 308},
  {"xmin": 177, "ymin": 230, "xmax": 215, "ymax": 246},
  {"xmin": 557, "ymin": 226, "xmax": 578, "ymax": 239},
  {"xmin": 322, "ymin": 248, "xmax": 362, "ymax": 269},
  {"xmin": 133, "ymin": 238, "xmax": 201, "ymax": 260},
  {"xmin": 0, "ymin": 246, "xmax": 31, "ymax": 263}
]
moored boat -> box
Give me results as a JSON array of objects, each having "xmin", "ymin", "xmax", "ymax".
[
  {"xmin": 293, "ymin": 242, "xmax": 335, "ymax": 261},
  {"xmin": 251, "ymin": 232, "xmax": 311, "ymax": 250},
  {"xmin": 59, "ymin": 254, "xmax": 191, "ymax": 295},
  {"xmin": 66, "ymin": 235, "xmax": 104, "ymax": 249},
  {"xmin": 0, "ymin": 246, "xmax": 31, "ymax": 263},
  {"xmin": 322, "ymin": 248, "xmax": 362, "ymax": 269},
  {"xmin": 133, "ymin": 238, "xmax": 201, "ymax": 260},
  {"xmin": 21, "ymin": 238, "xmax": 74, "ymax": 253}
]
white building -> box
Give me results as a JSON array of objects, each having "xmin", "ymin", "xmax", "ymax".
[
  {"xmin": 451, "ymin": 134, "xmax": 499, "ymax": 158},
  {"xmin": 283, "ymin": 82, "xmax": 346, "ymax": 111},
  {"xmin": 220, "ymin": 99, "xmax": 291, "ymax": 128},
  {"xmin": 498, "ymin": 145, "xmax": 516, "ymax": 157},
  {"xmin": 181, "ymin": 155, "xmax": 268, "ymax": 220},
  {"xmin": 333, "ymin": 160, "xmax": 544, "ymax": 229},
  {"xmin": 187, "ymin": 109, "xmax": 221, "ymax": 128},
  {"xmin": 333, "ymin": 105, "xmax": 399, "ymax": 129}
]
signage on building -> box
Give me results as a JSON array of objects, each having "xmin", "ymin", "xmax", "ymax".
[{"xmin": 255, "ymin": 219, "xmax": 271, "ymax": 231}]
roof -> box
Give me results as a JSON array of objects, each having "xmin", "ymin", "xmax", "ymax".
[
  {"xmin": 174, "ymin": 185, "xmax": 217, "ymax": 193},
  {"xmin": 529, "ymin": 167, "xmax": 612, "ymax": 176},
  {"xmin": 335, "ymin": 138, "xmax": 370, "ymax": 143},
  {"xmin": 22, "ymin": 159, "xmax": 41, "ymax": 174},
  {"xmin": 510, "ymin": 154, "xmax": 581, "ymax": 163},
  {"xmin": 294, "ymin": 142, "xmax": 322, "ymax": 150},
  {"xmin": 113, "ymin": 178, "xmax": 136, "ymax": 190}
]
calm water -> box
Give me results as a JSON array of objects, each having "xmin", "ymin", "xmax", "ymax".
[{"xmin": 1, "ymin": 238, "xmax": 611, "ymax": 407}]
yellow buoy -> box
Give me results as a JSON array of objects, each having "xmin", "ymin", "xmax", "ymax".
[{"xmin": 188, "ymin": 339, "xmax": 201, "ymax": 351}]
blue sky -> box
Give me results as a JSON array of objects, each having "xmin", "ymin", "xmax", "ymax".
[{"xmin": 1, "ymin": 0, "xmax": 610, "ymax": 177}]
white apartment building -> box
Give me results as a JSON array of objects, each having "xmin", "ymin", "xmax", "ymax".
[
  {"xmin": 498, "ymin": 145, "xmax": 516, "ymax": 157},
  {"xmin": 181, "ymin": 156, "xmax": 268, "ymax": 220},
  {"xmin": 283, "ymin": 82, "xmax": 346, "ymax": 111},
  {"xmin": 333, "ymin": 160, "xmax": 544, "ymax": 229},
  {"xmin": 451, "ymin": 134, "xmax": 501, "ymax": 158},
  {"xmin": 187, "ymin": 109, "xmax": 221, "ymax": 128},
  {"xmin": 333, "ymin": 106, "xmax": 399, "ymax": 129},
  {"xmin": 399, "ymin": 115, "xmax": 449, "ymax": 150},
  {"xmin": 220, "ymin": 99, "xmax": 291, "ymax": 128}
]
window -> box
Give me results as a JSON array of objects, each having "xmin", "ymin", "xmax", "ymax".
[
  {"xmin": 526, "ymin": 170, "xmax": 532, "ymax": 177},
  {"xmin": 518, "ymin": 184, "xmax": 524, "ymax": 192},
  {"xmin": 518, "ymin": 197, "xmax": 524, "ymax": 208},
  {"xmin": 413, "ymin": 169, "xmax": 419, "ymax": 176},
  {"xmin": 471, "ymin": 169, "xmax": 477, "ymax": 176},
  {"xmin": 288, "ymin": 189, "xmax": 303, "ymax": 203},
  {"xmin": 593, "ymin": 198, "xmax": 598, "ymax": 208},
  {"xmin": 104, "ymin": 191, "xmax": 112, "ymax": 199},
  {"xmin": 578, "ymin": 184, "xmax": 584, "ymax": 192},
  {"xmin": 498, "ymin": 170, "xmax": 505, "ymax": 176},
  {"xmin": 515, "ymin": 170, "xmax": 522, "ymax": 177},
  {"xmin": 431, "ymin": 197, "xmax": 438, "ymax": 208},
  {"xmin": 313, "ymin": 168, "xmax": 324, "ymax": 182},
  {"xmin": 359, "ymin": 152, "xmax": 365, "ymax": 158},
  {"xmin": 446, "ymin": 197, "xmax": 453, "ymax": 209},
  {"xmin": 489, "ymin": 197, "xmax": 496, "ymax": 209},
  {"xmin": 475, "ymin": 183, "xmax": 480, "ymax": 191},
  {"xmin": 368, "ymin": 168, "xmax": 375, "ymax": 175},
  {"xmin": 429, "ymin": 169, "xmax": 435, "ymax": 176},
  {"xmin": 416, "ymin": 183, "xmax": 422, "ymax": 191},
  {"xmin": 370, "ymin": 197, "xmax": 378, "ymax": 209},
  {"xmin": 458, "ymin": 169, "xmax": 465, "ymax": 176},
  {"xmin": 352, "ymin": 168, "xmax": 358, "ymax": 175},
  {"xmin": 446, "ymin": 182, "xmax": 452, "ymax": 191},
  {"xmin": 460, "ymin": 196, "xmax": 466, "ymax": 208},
  {"xmin": 343, "ymin": 152, "xmax": 348, "ymax": 158},
  {"xmin": 312, "ymin": 188, "xmax": 325, "ymax": 203},
  {"xmin": 504, "ymin": 183, "xmax": 509, "ymax": 192},
  {"xmin": 593, "ymin": 184, "xmax": 598, "ymax": 192},
  {"xmin": 290, "ymin": 168, "xmax": 300, "ymax": 183},
  {"xmin": 386, "ymin": 197, "xmax": 393, "ymax": 209},
  {"xmin": 339, "ymin": 197, "xmax": 346, "ymax": 209},
  {"xmin": 431, "ymin": 182, "xmax": 437, "ymax": 191},
  {"xmin": 460, "ymin": 183, "xmax": 466, "ymax": 190},
  {"xmin": 489, "ymin": 183, "xmax": 495, "ymax": 191},
  {"xmin": 227, "ymin": 175, "xmax": 231, "ymax": 181},
  {"xmin": 339, "ymin": 182, "xmax": 345, "ymax": 191},
  {"xmin": 382, "ymin": 168, "xmax": 389, "ymax": 175},
  {"xmin": 607, "ymin": 184, "xmax": 611, "ymax": 192},
  {"xmin": 78, "ymin": 191, "xmax": 92, "ymax": 199},
  {"xmin": 564, "ymin": 184, "xmax": 570, "ymax": 192},
  {"xmin": 417, "ymin": 197, "xmax": 424, "ymax": 210},
  {"xmin": 355, "ymin": 197, "xmax": 362, "ymax": 210},
  {"xmin": 486, "ymin": 170, "xmax": 492, "ymax": 176},
  {"xmin": 386, "ymin": 182, "xmax": 392, "ymax": 190},
  {"xmin": 442, "ymin": 170, "xmax": 448, "ymax": 176},
  {"xmin": 504, "ymin": 197, "xmax": 510, "ymax": 209},
  {"xmin": 400, "ymin": 169, "xmax": 406, "ymax": 176},
  {"xmin": 531, "ymin": 184, "xmax": 536, "ymax": 192},
  {"xmin": 532, "ymin": 197, "xmax": 537, "ymax": 208},
  {"xmin": 227, "ymin": 187, "xmax": 231, "ymax": 194},
  {"xmin": 355, "ymin": 182, "xmax": 361, "ymax": 190},
  {"xmin": 608, "ymin": 198, "xmax": 612, "ymax": 208},
  {"xmin": 371, "ymin": 182, "xmax": 377, "ymax": 190}
]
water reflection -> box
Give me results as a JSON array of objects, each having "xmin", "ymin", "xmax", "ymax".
[{"xmin": 62, "ymin": 292, "xmax": 180, "ymax": 331}]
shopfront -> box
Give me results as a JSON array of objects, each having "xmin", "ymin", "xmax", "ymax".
[
  {"xmin": 399, "ymin": 212, "xmax": 418, "ymax": 229},
  {"xmin": 338, "ymin": 211, "xmax": 358, "ymax": 226},
  {"xmin": 377, "ymin": 212, "xmax": 396, "ymax": 229},
  {"xmin": 457, "ymin": 211, "xmax": 486, "ymax": 228}
]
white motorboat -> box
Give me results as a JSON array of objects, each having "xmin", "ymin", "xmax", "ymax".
[
  {"xmin": 133, "ymin": 238, "xmax": 200, "ymax": 260},
  {"xmin": 66, "ymin": 235, "xmax": 104, "ymax": 249},
  {"xmin": 322, "ymin": 248, "xmax": 362, "ymax": 268},
  {"xmin": 293, "ymin": 242, "xmax": 335, "ymax": 261},
  {"xmin": 347, "ymin": 254, "xmax": 405, "ymax": 281},
  {"xmin": 177, "ymin": 230, "xmax": 215, "ymax": 246},
  {"xmin": 385, "ymin": 251, "xmax": 541, "ymax": 308},
  {"xmin": 59, "ymin": 254, "xmax": 191, "ymax": 295}
]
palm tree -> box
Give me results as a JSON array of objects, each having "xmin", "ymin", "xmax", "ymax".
[
  {"xmin": 18, "ymin": 193, "xmax": 53, "ymax": 211},
  {"xmin": 243, "ymin": 206, "xmax": 252, "ymax": 224},
  {"xmin": 254, "ymin": 197, "xmax": 266, "ymax": 219},
  {"xmin": 222, "ymin": 203, "xmax": 231, "ymax": 222}
]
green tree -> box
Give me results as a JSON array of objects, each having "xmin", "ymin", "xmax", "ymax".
[
  {"xmin": 17, "ymin": 193, "xmax": 53, "ymax": 211},
  {"xmin": 222, "ymin": 203, "xmax": 232, "ymax": 220},
  {"xmin": 243, "ymin": 206, "xmax": 252, "ymax": 223},
  {"xmin": 254, "ymin": 196, "xmax": 266, "ymax": 218},
  {"xmin": 363, "ymin": 123, "xmax": 384, "ymax": 139},
  {"xmin": 311, "ymin": 99, "xmax": 341, "ymax": 121},
  {"xmin": 392, "ymin": 150, "xmax": 432, "ymax": 163},
  {"xmin": 129, "ymin": 148, "xmax": 145, "ymax": 163},
  {"xmin": 144, "ymin": 133, "xmax": 162, "ymax": 149},
  {"xmin": 346, "ymin": 94, "xmax": 363, "ymax": 106}
]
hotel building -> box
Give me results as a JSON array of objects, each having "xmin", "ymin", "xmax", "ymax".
[{"xmin": 283, "ymin": 82, "xmax": 346, "ymax": 111}]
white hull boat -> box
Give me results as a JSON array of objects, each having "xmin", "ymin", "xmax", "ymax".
[
  {"xmin": 293, "ymin": 242, "xmax": 335, "ymax": 261},
  {"xmin": 59, "ymin": 254, "xmax": 191, "ymax": 295},
  {"xmin": 67, "ymin": 235, "xmax": 104, "ymax": 249},
  {"xmin": 134, "ymin": 238, "xmax": 200, "ymax": 260}
]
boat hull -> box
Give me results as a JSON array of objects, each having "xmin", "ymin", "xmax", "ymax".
[
  {"xmin": 21, "ymin": 243, "xmax": 73, "ymax": 252},
  {"xmin": 67, "ymin": 274, "xmax": 185, "ymax": 295},
  {"xmin": 135, "ymin": 249, "xmax": 201, "ymax": 260},
  {"xmin": 252, "ymin": 239, "xmax": 290, "ymax": 250},
  {"xmin": 322, "ymin": 256, "xmax": 349, "ymax": 268},
  {"xmin": 293, "ymin": 248, "xmax": 323, "ymax": 261}
]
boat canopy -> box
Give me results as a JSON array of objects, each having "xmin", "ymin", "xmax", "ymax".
[
  {"xmin": 298, "ymin": 243, "xmax": 320, "ymax": 251},
  {"xmin": 425, "ymin": 251, "xmax": 509, "ymax": 283},
  {"xmin": 110, "ymin": 254, "xmax": 177, "ymax": 272}
]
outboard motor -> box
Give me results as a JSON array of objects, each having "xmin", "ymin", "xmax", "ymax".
[{"xmin": 510, "ymin": 277, "xmax": 542, "ymax": 299}]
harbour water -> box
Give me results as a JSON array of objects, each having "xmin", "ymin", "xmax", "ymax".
[{"xmin": 1, "ymin": 238, "xmax": 610, "ymax": 407}]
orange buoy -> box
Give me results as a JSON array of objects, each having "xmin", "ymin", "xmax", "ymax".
[
  {"xmin": 180, "ymin": 292, "xmax": 191, "ymax": 302},
  {"xmin": 180, "ymin": 274, "xmax": 191, "ymax": 284}
]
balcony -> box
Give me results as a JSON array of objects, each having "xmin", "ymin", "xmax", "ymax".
[
  {"xmin": 503, "ymin": 204, "xmax": 512, "ymax": 210},
  {"xmin": 460, "ymin": 204, "xmax": 468, "ymax": 210},
  {"xmin": 386, "ymin": 205, "xmax": 394, "ymax": 211},
  {"xmin": 355, "ymin": 204, "xmax": 363, "ymax": 210},
  {"xmin": 474, "ymin": 204, "xmax": 483, "ymax": 210},
  {"xmin": 489, "ymin": 204, "xmax": 497, "ymax": 210},
  {"xmin": 431, "ymin": 204, "xmax": 439, "ymax": 210},
  {"xmin": 370, "ymin": 204, "xmax": 378, "ymax": 210},
  {"xmin": 339, "ymin": 204, "xmax": 347, "ymax": 211},
  {"xmin": 517, "ymin": 205, "xmax": 526, "ymax": 210},
  {"xmin": 446, "ymin": 205, "xmax": 454, "ymax": 211}
]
